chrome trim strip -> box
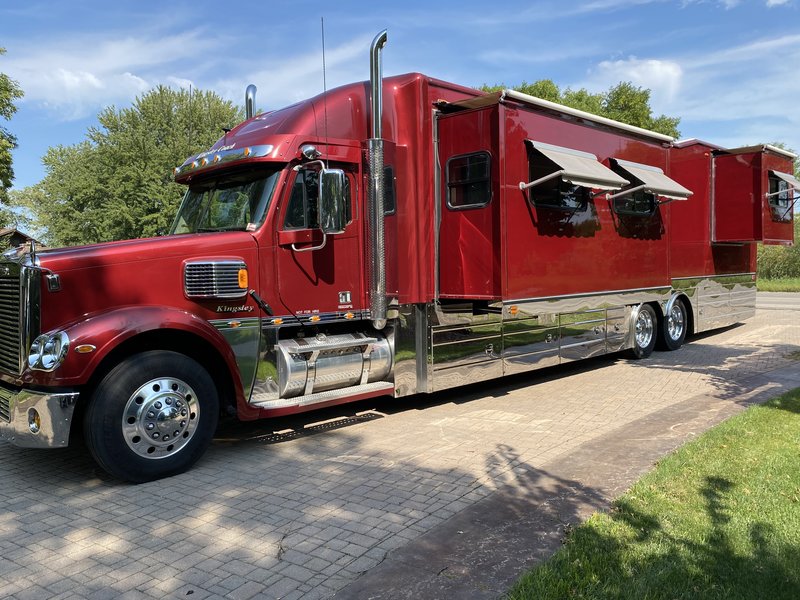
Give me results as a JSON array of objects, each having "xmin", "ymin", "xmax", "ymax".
[
  {"xmin": 250, "ymin": 381, "xmax": 394, "ymax": 411},
  {"xmin": 506, "ymin": 285, "xmax": 670, "ymax": 307}
]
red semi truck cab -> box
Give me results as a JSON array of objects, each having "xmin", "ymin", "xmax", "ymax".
[{"xmin": 1, "ymin": 32, "xmax": 797, "ymax": 481}]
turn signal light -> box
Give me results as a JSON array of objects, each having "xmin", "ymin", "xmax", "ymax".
[{"xmin": 238, "ymin": 269, "xmax": 248, "ymax": 289}]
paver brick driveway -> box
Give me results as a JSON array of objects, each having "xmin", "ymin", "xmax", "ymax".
[{"xmin": 1, "ymin": 302, "xmax": 798, "ymax": 600}]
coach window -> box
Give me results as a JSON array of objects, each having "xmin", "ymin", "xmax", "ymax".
[
  {"xmin": 768, "ymin": 173, "xmax": 793, "ymax": 222},
  {"xmin": 612, "ymin": 188, "xmax": 656, "ymax": 216},
  {"xmin": 529, "ymin": 158, "xmax": 589, "ymax": 211},
  {"xmin": 446, "ymin": 152, "xmax": 492, "ymax": 209}
]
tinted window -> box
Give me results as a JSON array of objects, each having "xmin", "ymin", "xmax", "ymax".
[
  {"xmin": 768, "ymin": 176, "xmax": 792, "ymax": 222},
  {"xmin": 446, "ymin": 152, "xmax": 492, "ymax": 209},
  {"xmin": 528, "ymin": 156, "xmax": 588, "ymax": 211},
  {"xmin": 613, "ymin": 189, "xmax": 656, "ymax": 216}
]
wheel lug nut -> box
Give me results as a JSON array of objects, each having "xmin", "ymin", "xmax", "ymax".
[
  {"xmin": 181, "ymin": 409, "xmax": 187, "ymax": 417},
  {"xmin": 162, "ymin": 435, "xmax": 170, "ymax": 441},
  {"xmin": 180, "ymin": 420, "xmax": 186, "ymax": 427},
  {"xmin": 174, "ymin": 430, "xmax": 180, "ymax": 437},
  {"xmin": 147, "ymin": 423, "xmax": 155, "ymax": 430},
  {"xmin": 154, "ymin": 402, "xmax": 162, "ymax": 410},
  {"xmin": 147, "ymin": 411, "xmax": 155, "ymax": 418},
  {"xmin": 152, "ymin": 433, "xmax": 159, "ymax": 439},
  {"xmin": 176, "ymin": 401, "xmax": 183, "ymax": 408},
  {"xmin": 166, "ymin": 398, "xmax": 173, "ymax": 405}
]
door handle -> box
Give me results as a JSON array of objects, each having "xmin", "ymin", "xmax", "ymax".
[{"xmin": 292, "ymin": 233, "xmax": 327, "ymax": 253}]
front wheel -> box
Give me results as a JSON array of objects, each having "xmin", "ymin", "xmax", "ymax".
[
  {"xmin": 629, "ymin": 304, "xmax": 657, "ymax": 360},
  {"xmin": 84, "ymin": 351, "xmax": 219, "ymax": 483},
  {"xmin": 658, "ymin": 298, "xmax": 688, "ymax": 351}
]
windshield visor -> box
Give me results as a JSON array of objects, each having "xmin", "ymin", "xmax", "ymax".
[{"xmin": 171, "ymin": 167, "xmax": 282, "ymax": 234}]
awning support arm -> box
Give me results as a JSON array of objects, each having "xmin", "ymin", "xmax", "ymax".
[
  {"xmin": 604, "ymin": 184, "xmax": 647, "ymax": 202},
  {"xmin": 519, "ymin": 170, "xmax": 564, "ymax": 191}
]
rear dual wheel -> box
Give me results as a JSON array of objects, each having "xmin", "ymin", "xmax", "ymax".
[
  {"xmin": 84, "ymin": 351, "xmax": 218, "ymax": 483},
  {"xmin": 630, "ymin": 304, "xmax": 658, "ymax": 359},
  {"xmin": 659, "ymin": 298, "xmax": 688, "ymax": 351}
]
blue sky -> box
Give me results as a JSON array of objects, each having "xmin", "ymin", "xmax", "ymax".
[{"xmin": 2, "ymin": 0, "xmax": 799, "ymax": 190}]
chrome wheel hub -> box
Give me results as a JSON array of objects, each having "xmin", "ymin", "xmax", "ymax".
[
  {"xmin": 635, "ymin": 309, "xmax": 654, "ymax": 348},
  {"xmin": 667, "ymin": 305, "xmax": 685, "ymax": 341},
  {"xmin": 122, "ymin": 377, "xmax": 199, "ymax": 459}
]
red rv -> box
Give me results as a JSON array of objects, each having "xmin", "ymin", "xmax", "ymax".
[{"xmin": 0, "ymin": 32, "xmax": 797, "ymax": 481}]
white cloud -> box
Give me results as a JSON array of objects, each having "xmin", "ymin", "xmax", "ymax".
[
  {"xmin": 766, "ymin": 0, "xmax": 790, "ymax": 6},
  {"xmin": 4, "ymin": 29, "xmax": 221, "ymax": 120},
  {"xmin": 212, "ymin": 35, "xmax": 374, "ymax": 111},
  {"xmin": 581, "ymin": 57, "xmax": 684, "ymax": 110}
]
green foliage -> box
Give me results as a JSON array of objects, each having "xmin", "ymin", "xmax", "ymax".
[
  {"xmin": 758, "ymin": 219, "xmax": 800, "ymax": 279},
  {"xmin": 1, "ymin": 46, "xmax": 24, "ymax": 221},
  {"xmin": 480, "ymin": 79, "xmax": 680, "ymax": 137},
  {"xmin": 16, "ymin": 86, "xmax": 244, "ymax": 247}
]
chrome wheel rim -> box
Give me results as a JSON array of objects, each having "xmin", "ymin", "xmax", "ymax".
[
  {"xmin": 122, "ymin": 377, "xmax": 199, "ymax": 459},
  {"xmin": 635, "ymin": 309, "xmax": 654, "ymax": 348},
  {"xmin": 667, "ymin": 304, "xmax": 685, "ymax": 341}
]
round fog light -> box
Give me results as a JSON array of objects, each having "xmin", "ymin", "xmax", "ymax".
[{"xmin": 28, "ymin": 409, "xmax": 41, "ymax": 434}]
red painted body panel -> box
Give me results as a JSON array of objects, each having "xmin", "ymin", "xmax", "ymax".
[{"xmin": 501, "ymin": 104, "xmax": 671, "ymax": 298}]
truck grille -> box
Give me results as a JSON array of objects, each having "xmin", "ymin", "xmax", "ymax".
[
  {"xmin": 0, "ymin": 264, "xmax": 22, "ymax": 375},
  {"xmin": 0, "ymin": 386, "xmax": 12, "ymax": 422},
  {"xmin": 184, "ymin": 260, "xmax": 248, "ymax": 300}
]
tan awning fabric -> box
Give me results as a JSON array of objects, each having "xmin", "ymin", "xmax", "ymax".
[
  {"xmin": 528, "ymin": 141, "xmax": 629, "ymax": 191},
  {"xmin": 771, "ymin": 170, "xmax": 800, "ymax": 190},
  {"xmin": 612, "ymin": 158, "xmax": 693, "ymax": 201}
]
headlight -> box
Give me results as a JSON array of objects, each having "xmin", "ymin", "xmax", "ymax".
[{"xmin": 28, "ymin": 331, "xmax": 70, "ymax": 372}]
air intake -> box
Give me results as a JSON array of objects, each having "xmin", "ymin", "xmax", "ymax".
[{"xmin": 184, "ymin": 260, "xmax": 248, "ymax": 300}]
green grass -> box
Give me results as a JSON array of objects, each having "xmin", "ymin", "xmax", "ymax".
[
  {"xmin": 757, "ymin": 277, "xmax": 800, "ymax": 292},
  {"xmin": 507, "ymin": 389, "xmax": 800, "ymax": 600}
]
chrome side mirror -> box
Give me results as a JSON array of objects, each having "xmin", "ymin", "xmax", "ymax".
[{"xmin": 319, "ymin": 168, "xmax": 347, "ymax": 234}]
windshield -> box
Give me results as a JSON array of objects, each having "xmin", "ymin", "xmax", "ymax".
[{"xmin": 170, "ymin": 167, "xmax": 282, "ymax": 234}]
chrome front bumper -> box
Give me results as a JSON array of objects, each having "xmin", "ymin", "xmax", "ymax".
[{"xmin": 0, "ymin": 386, "xmax": 79, "ymax": 448}]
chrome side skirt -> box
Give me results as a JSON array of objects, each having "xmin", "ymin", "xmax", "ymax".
[{"xmin": 243, "ymin": 275, "xmax": 756, "ymax": 407}]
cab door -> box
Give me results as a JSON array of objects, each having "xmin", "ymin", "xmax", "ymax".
[{"xmin": 274, "ymin": 165, "xmax": 364, "ymax": 318}]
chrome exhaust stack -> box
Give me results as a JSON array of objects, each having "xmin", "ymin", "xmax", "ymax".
[
  {"xmin": 367, "ymin": 29, "xmax": 388, "ymax": 330},
  {"xmin": 245, "ymin": 84, "xmax": 257, "ymax": 119}
]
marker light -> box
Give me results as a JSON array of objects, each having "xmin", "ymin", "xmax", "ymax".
[
  {"xmin": 238, "ymin": 269, "xmax": 248, "ymax": 289},
  {"xmin": 310, "ymin": 315, "xmax": 321, "ymax": 322}
]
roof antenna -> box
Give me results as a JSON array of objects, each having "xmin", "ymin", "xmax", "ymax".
[{"xmin": 321, "ymin": 16, "xmax": 329, "ymax": 163}]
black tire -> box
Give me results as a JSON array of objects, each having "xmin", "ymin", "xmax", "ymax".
[
  {"xmin": 658, "ymin": 297, "xmax": 688, "ymax": 351},
  {"xmin": 629, "ymin": 304, "xmax": 657, "ymax": 360},
  {"xmin": 84, "ymin": 350, "xmax": 219, "ymax": 483}
]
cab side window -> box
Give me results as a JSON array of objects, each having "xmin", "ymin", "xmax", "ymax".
[{"xmin": 284, "ymin": 170, "xmax": 353, "ymax": 229}]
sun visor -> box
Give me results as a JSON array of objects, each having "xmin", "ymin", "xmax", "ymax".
[
  {"xmin": 525, "ymin": 141, "xmax": 629, "ymax": 191},
  {"xmin": 612, "ymin": 158, "xmax": 693, "ymax": 201}
]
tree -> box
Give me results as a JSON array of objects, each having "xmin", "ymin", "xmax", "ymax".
[
  {"xmin": 480, "ymin": 79, "xmax": 680, "ymax": 137},
  {"xmin": 18, "ymin": 86, "xmax": 244, "ymax": 246},
  {"xmin": 1, "ymin": 46, "xmax": 24, "ymax": 224}
]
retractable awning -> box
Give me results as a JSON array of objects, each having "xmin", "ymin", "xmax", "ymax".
[
  {"xmin": 611, "ymin": 158, "xmax": 693, "ymax": 201},
  {"xmin": 520, "ymin": 141, "xmax": 629, "ymax": 192},
  {"xmin": 770, "ymin": 170, "xmax": 800, "ymax": 191}
]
